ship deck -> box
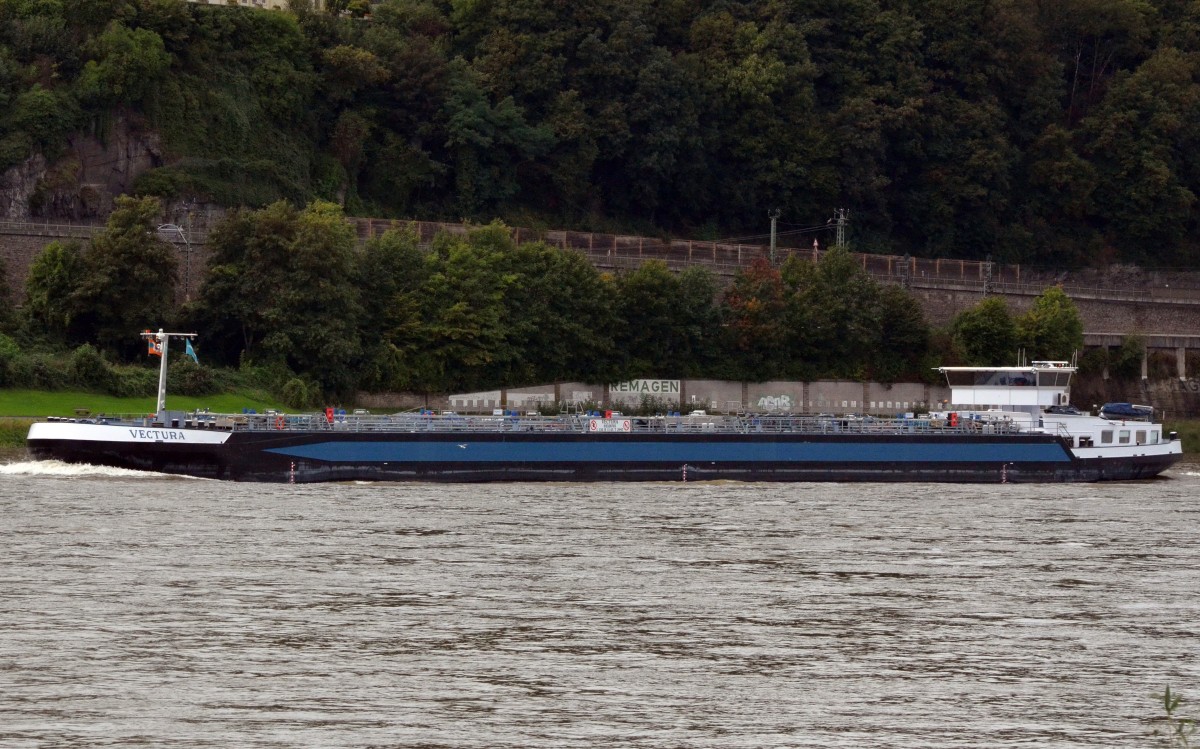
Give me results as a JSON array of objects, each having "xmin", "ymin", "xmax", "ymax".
[{"xmin": 47, "ymin": 411, "xmax": 1032, "ymax": 437}]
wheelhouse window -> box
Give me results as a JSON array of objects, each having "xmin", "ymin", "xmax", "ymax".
[
  {"xmin": 943, "ymin": 371, "xmax": 1036, "ymax": 387},
  {"xmin": 1036, "ymin": 371, "xmax": 1073, "ymax": 387}
]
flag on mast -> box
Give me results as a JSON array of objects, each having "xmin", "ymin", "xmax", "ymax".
[
  {"xmin": 145, "ymin": 330, "xmax": 162, "ymax": 357},
  {"xmin": 185, "ymin": 338, "xmax": 199, "ymax": 364}
]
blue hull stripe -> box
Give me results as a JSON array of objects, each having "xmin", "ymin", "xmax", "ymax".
[{"xmin": 265, "ymin": 440, "xmax": 1071, "ymax": 464}]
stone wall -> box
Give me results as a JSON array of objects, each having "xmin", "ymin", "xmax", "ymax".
[
  {"xmin": 909, "ymin": 285, "xmax": 1200, "ymax": 336},
  {"xmin": 0, "ymin": 227, "xmax": 213, "ymax": 303},
  {"xmin": 1070, "ymin": 374, "xmax": 1200, "ymax": 418},
  {"xmin": 0, "ymin": 232, "xmax": 58, "ymax": 299},
  {"xmin": 1071, "ymin": 297, "xmax": 1200, "ymax": 336}
]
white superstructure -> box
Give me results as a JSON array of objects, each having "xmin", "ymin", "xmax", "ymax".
[{"xmin": 935, "ymin": 360, "xmax": 1182, "ymax": 464}]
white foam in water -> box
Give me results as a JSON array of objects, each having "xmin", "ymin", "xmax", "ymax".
[{"xmin": 0, "ymin": 460, "xmax": 193, "ymax": 479}]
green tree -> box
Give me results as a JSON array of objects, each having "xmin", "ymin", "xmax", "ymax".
[
  {"xmin": 23, "ymin": 239, "xmax": 85, "ymax": 340},
  {"xmin": 498, "ymin": 240, "xmax": 619, "ymax": 385},
  {"xmin": 788, "ymin": 247, "xmax": 883, "ymax": 379},
  {"xmin": 1082, "ymin": 48, "xmax": 1200, "ymax": 264},
  {"xmin": 188, "ymin": 206, "xmax": 287, "ymax": 364},
  {"xmin": 269, "ymin": 200, "xmax": 363, "ymax": 395},
  {"xmin": 192, "ymin": 200, "xmax": 363, "ymax": 397},
  {"xmin": 75, "ymin": 22, "xmax": 171, "ymax": 106},
  {"xmin": 873, "ymin": 284, "xmax": 931, "ymax": 382},
  {"xmin": 443, "ymin": 59, "xmax": 554, "ymax": 216},
  {"xmin": 674, "ymin": 266, "xmax": 722, "ymax": 376},
  {"xmin": 613, "ymin": 260, "xmax": 698, "ymax": 378},
  {"xmin": 70, "ymin": 195, "xmax": 178, "ymax": 356},
  {"xmin": 356, "ymin": 226, "xmax": 429, "ymax": 392},
  {"xmin": 407, "ymin": 223, "xmax": 516, "ymax": 391},
  {"xmin": 1039, "ymin": 0, "xmax": 1153, "ymax": 123},
  {"xmin": 0, "ymin": 254, "xmax": 11, "ymax": 332},
  {"xmin": 1017, "ymin": 286, "xmax": 1084, "ymax": 361},
  {"xmin": 7, "ymin": 84, "xmax": 81, "ymax": 155},
  {"xmin": 720, "ymin": 258, "xmax": 788, "ymax": 381},
  {"xmin": 951, "ymin": 296, "xmax": 1019, "ymax": 366}
]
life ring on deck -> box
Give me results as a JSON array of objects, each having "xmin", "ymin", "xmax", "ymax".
[{"xmin": 275, "ymin": 415, "xmax": 285, "ymax": 430}]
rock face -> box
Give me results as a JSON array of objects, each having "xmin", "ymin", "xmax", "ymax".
[
  {"xmin": 0, "ymin": 153, "xmax": 47, "ymax": 221},
  {"xmin": 0, "ymin": 116, "xmax": 163, "ymax": 221}
]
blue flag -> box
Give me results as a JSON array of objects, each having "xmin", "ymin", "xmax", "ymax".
[{"xmin": 185, "ymin": 338, "xmax": 199, "ymax": 364}]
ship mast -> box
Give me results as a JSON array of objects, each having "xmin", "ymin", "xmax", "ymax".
[{"xmin": 141, "ymin": 329, "xmax": 197, "ymax": 416}]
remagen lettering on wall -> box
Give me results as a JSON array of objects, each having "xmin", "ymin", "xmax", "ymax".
[{"xmin": 609, "ymin": 380, "xmax": 680, "ymax": 395}]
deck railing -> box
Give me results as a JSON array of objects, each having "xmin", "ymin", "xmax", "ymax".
[{"xmin": 195, "ymin": 412, "xmax": 1027, "ymax": 436}]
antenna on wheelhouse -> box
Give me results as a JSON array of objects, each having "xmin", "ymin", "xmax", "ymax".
[{"xmin": 141, "ymin": 329, "xmax": 197, "ymax": 416}]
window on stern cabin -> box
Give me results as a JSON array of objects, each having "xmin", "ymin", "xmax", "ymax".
[
  {"xmin": 1119, "ymin": 430, "xmax": 1131, "ymax": 444},
  {"xmin": 1101, "ymin": 430, "xmax": 1114, "ymax": 444},
  {"xmin": 1136, "ymin": 430, "xmax": 1147, "ymax": 445}
]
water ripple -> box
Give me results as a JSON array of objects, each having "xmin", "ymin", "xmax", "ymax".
[{"xmin": 2, "ymin": 466, "xmax": 1199, "ymax": 747}]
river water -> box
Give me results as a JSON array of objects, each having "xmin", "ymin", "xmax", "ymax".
[{"xmin": 1, "ymin": 461, "xmax": 1198, "ymax": 748}]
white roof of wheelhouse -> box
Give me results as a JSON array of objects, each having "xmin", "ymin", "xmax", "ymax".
[{"xmin": 937, "ymin": 362, "xmax": 1074, "ymax": 408}]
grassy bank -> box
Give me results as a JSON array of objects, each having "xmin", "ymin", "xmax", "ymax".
[
  {"xmin": 1164, "ymin": 420, "xmax": 1200, "ymax": 457},
  {"xmin": 0, "ymin": 418, "xmax": 34, "ymax": 450},
  {"xmin": 0, "ymin": 389, "xmax": 283, "ymax": 418}
]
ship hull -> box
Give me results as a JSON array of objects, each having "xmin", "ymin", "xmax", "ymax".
[{"xmin": 26, "ymin": 424, "xmax": 1182, "ymax": 483}]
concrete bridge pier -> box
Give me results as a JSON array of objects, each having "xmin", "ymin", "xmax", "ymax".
[{"xmin": 1085, "ymin": 333, "xmax": 1200, "ymax": 383}]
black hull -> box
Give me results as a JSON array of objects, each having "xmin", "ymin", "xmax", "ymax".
[{"xmin": 27, "ymin": 430, "xmax": 1183, "ymax": 484}]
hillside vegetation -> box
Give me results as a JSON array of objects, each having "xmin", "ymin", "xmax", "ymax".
[
  {"xmin": 3, "ymin": 0, "xmax": 1200, "ymax": 266},
  {"xmin": 0, "ymin": 0, "xmax": 1177, "ymax": 403},
  {"xmin": 1, "ymin": 193, "xmax": 1102, "ymax": 402}
]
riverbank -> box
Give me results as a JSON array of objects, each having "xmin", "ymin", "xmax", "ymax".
[
  {"xmin": 1164, "ymin": 420, "xmax": 1200, "ymax": 456},
  {"xmin": 0, "ymin": 389, "xmax": 283, "ymax": 419},
  {"xmin": 0, "ymin": 419, "xmax": 34, "ymax": 451}
]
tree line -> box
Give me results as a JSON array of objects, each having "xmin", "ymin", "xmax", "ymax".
[
  {"xmin": 2, "ymin": 0, "xmax": 1200, "ymax": 268},
  {"xmin": 0, "ymin": 196, "xmax": 1087, "ymax": 404}
]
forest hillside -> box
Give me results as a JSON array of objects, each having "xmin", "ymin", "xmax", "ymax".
[{"xmin": 3, "ymin": 0, "xmax": 1200, "ymax": 267}]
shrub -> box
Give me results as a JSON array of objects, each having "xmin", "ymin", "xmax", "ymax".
[
  {"xmin": 68, "ymin": 344, "xmax": 114, "ymax": 390},
  {"xmin": 1077, "ymin": 347, "xmax": 1109, "ymax": 377},
  {"xmin": 238, "ymin": 358, "xmax": 294, "ymax": 391},
  {"xmin": 0, "ymin": 334, "xmax": 22, "ymax": 387},
  {"xmin": 18, "ymin": 353, "xmax": 70, "ymax": 390},
  {"xmin": 1111, "ymin": 336, "xmax": 1146, "ymax": 380},
  {"xmin": 108, "ymin": 367, "xmax": 158, "ymax": 398},
  {"xmin": 281, "ymin": 377, "xmax": 313, "ymax": 410},
  {"xmin": 131, "ymin": 167, "xmax": 188, "ymax": 199},
  {"xmin": 167, "ymin": 359, "xmax": 218, "ymax": 396}
]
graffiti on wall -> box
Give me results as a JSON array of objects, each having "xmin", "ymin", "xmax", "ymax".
[
  {"xmin": 756, "ymin": 394, "xmax": 794, "ymax": 411},
  {"xmin": 1165, "ymin": 379, "xmax": 1200, "ymax": 393}
]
